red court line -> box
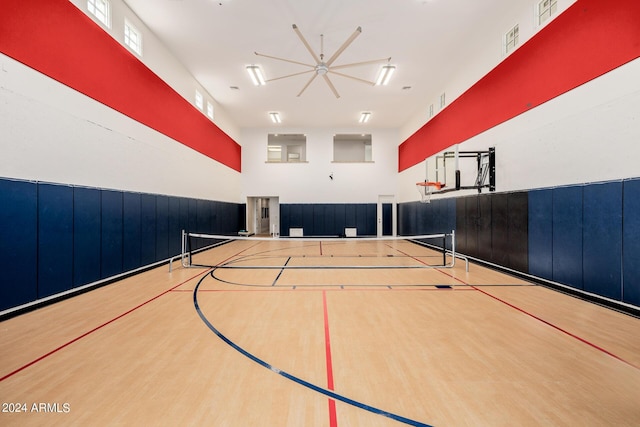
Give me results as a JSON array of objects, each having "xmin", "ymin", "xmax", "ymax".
[
  {"xmin": 323, "ymin": 290, "xmax": 338, "ymax": 427},
  {"xmin": 433, "ymin": 268, "xmax": 640, "ymax": 371},
  {"xmin": 0, "ymin": 269, "xmax": 211, "ymax": 382}
]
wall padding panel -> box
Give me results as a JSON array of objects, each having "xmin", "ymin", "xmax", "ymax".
[
  {"xmin": 528, "ymin": 189, "xmax": 553, "ymax": 280},
  {"xmin": 622, "ymin": 179, "xmax": 640, "ymax": 306},
  {"xmin": 507, "ymin": 192, "xmax": 529, "ymax": 272},
  {"xmin": 38, "ymin": 183, "xmax": 74, "ymax": 298},
  {"xmin": 140, "ymin": 194, "xmax": 157, "ymax": 265},
  {"xmin": 583, "ymin": 182, "xmax": 623, "ymax": 300},
  {"xmin": 101, "ymin": 190, "xmax": 123, "ymax": 279},
  {"xmin": 123, "ymin": 192, "xmax": 142, "ymax": 272},
  {"xmin": 155, "ymin": 195, "xmax": 170, "ymax": 261},
  {"xmin": 0, "ymin": 179, "xmax": 37, "ymax": 311},
  {"xmin": 73, "ymin": 187, "xmax": 101, "ymax": 287},
  {"xmin": 552, "ymin": 186, "xmax": 583, "ymax": 290}
]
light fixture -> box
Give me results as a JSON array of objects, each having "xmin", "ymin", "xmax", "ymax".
[
  {"xmin": 359, "ymin": 112, "xmax": 371, "ymax": 123},
  {"xmin": 269, "ymin": 112, "xmax": 281, "ymax": 123},
  {"xmin": 246, "ymin": 65, "xmax": 266, "ymax": 86},
  {"xmin": 375, "ymin": 64, "xmax": 396, "ymax": 86}
]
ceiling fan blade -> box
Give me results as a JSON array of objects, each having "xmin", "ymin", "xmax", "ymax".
[
  {"xmin": 297, "ymin": 73, "xmax": 318, "ymax": 97},
  {"xmin": 328, "ymin": 70, "xmax": 375, "ymax": 86},
  {"xmin": 267, "ymin": 69, "xmax": 314, "ymax": 83},
  {"xmin": 322, "ymin": 74, "xmax": 340, "ymax": 98},
  {"xmin": 330, "ymin": 57, "xmax": 392, "ymax": 70},
  {"xmin": 325, "ymin": 26, "xmax": 362, "ymax": 66},
  {"xmin": 292, "ymin": 24, "xmax": 321, "ymax": 64},
  {"xmin": 254, "ymin": 52, "xmax": 314, "ymax": 68}
]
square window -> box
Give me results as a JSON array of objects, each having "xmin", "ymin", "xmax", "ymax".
[
  {"xmin": 333, "ymin": 134, "xmax": 372, "ymax": 163},
  {"xmin": 124, "ymin": 20, "xmax": 143, "ymax": 56},
  {"xmin": 538, "ymin": 0, "xmax": 558, "ymax": 25},
  {"xmin": 195, "ymin": 90, "xmax": 204, "ymax": 110},
  {"xmin": 87, "ymin": 0, "xmax": 110, "ymax": 28},
  {"xmin": 505, "ymin": 24, "xmax": 519, "ymax": 54}
]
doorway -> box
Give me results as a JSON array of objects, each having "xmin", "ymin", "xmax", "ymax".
[{"xmin": 246, "ymin": 196, "xmax": 280, "ymax": 237}]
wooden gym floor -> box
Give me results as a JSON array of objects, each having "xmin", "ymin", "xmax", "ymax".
[{"xmin": 1, "ymin": 238, "xmax": 639, "ymax": 426}]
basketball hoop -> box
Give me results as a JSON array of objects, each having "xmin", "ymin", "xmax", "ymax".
[{"xmin": 416, "ymin": 181, "xmax": 443, "ymax": 203}]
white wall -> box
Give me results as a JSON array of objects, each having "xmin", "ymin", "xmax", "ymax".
[
  {"xmin": 241, "ymin": 128, "xmax": 398, "ymax": 204},
  {"xmin": 397, "ymin": 58, "xmax": 640, "ymax": 203},
  {"xmin": 0, "ymin": 53, "xmax": 241, "ymax": 202}
]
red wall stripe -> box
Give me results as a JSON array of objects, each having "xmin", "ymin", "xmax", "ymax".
[
  {"xmin": 398, "ymin": 0, "xmax": 640, "ymax": 172},
  {"xmin": 0, "ymin": 0, "xmax": 241, "ymax": 172}
]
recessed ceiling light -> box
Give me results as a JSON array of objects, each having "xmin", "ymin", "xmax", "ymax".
[
  {"xmin": 359, "ymin": 112, "xmax": 371, "ymax": 123},
  {"xmin": 269, "ymin": 112, "xmax": 281, "ymax": 123},
  {"xmin": 246, "ymin": 65, "xmax": 266, "ymax": 86}
]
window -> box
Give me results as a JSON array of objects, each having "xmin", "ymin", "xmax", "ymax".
[
  {"xmin": 505, "ymin": 24, "xmax": 519, "ymax": 54},
  {"xmin": 206, "ymin": 101, "xmax": 214, "ymax": 120},
  {"xmin": 87, "ymin": 0, "xmax": 110, "ymax": 28},
  {"xmin": 267, "ymin": 134, "xmax": 306, "ymax": 163},
  {"xmin": 537, "ymin": 0, "xmax": 558, "ymax": 25},
  {"xmin": 439, "ymin": 93, "xmax": 446, "ymax": 108},
  {"xmin": 195, "ymin": 90, "xmax": 204, "ymax": 110},
  {"xmin": 429, "ymin": 104, "xmax": 434, "ymax": 118},
  {"xmin": 333, "ymin": 134, "xmax": 372, "ymax": 163},
  {"xmin": 124, "ymin": 19, "xmax": 142, "ymax": 56}
]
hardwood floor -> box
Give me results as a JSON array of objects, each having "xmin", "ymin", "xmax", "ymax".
[{"xmin": 1, "ymin": 239, "xmax": 639, "ymax": 426}]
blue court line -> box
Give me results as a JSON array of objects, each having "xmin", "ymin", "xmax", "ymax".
[
  {"xmin": 272, "ymin": 257, "xmax": 291, "ymax": 286},
  {"xmin": 193, "ymin": 272, "xmax": 434, "ymax": 427}
]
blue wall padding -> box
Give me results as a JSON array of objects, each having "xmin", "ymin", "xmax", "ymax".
[
  {"xmin": 0, "ymin": 179, "xmax": 38, "ymax": 311},
  {"xmin": 583, "ymin": 182, "xmax": 623, "ymax": 300},
  {"xmin": 73, "ymin": 187, "xmax": 101, "ymax": 287},
  {"xmin": 168, "ymin": 197, "xmax": 181, "ymax": 256},
  {"xmin": 0, "ymin": 178, "xmax": 244, "ymax": 314},
  {"xmin": 155, "ymin": 195, "xmax": 169, "ymax": 261},
  {"xmin": 552, "ymin": 186, "xmax": 584, "ymax": 290},
  {"xmin": 101, "ymin": 190, "xmax": 123, "ymax": 279},
  {"xmin": 123, "ymin": 192, "xmax": 142, "ymax": 271},
  {"xmin": 140, "ymin": 194, "xmax": 157, "ymax": 264},
  {"xmin": 279, "ymin": 204, "xmax": 377, "ymax": 236},
  {"xmin": 528, "ymin": 189, "xmax": 553, "ymax": 280},
  {"xmin": 38, "ymin": 183, "xmax": 74, "ymax": 298},
  {"xmin": 623, "ymin": 179, "xmax": 640, "ymax": 306}
]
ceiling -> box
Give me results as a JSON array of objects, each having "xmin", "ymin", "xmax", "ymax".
[{"xmin": 122, "ymin": 0, "xmax": 531, "ymax": 129}]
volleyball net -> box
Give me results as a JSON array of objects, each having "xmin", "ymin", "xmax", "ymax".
[{"xmin": 177, "ymin": 230, "xmax": 467, "ymax": 271}]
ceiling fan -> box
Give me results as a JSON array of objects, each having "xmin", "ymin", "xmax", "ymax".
[{"xmin": 254, "ymin": 24, "xmax": 391, "ymax": 98}]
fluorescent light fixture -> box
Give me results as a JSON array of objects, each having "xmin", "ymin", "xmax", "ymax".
[
  {"xmin": 375, "ymin": 64, "xmax": 396, "ymax": 86},
  {"xmin": 359, "ymin": 112, "xmax": 371, "ymax": 123},
  {"xmin": 269, "ymin": 112, "xmax": 281, "ymax": 123},
  {"xmin": 246, "ymin": 65, "xmax": 266, "ymax": 86}
]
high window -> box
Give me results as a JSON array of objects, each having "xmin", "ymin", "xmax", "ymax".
[
  {"xmin": 505, "ymin": 24, "xmax": 519, "ymax": 54},
  {"xmin": 537, "ymin": 0, "xmax": 558, "ymax": 25},
  {"xmin": 124, "ymin": 19, "xmax": 143, "ymax": 56},
  {"xmin": 87, "ymin": 0, "xmax": 110, "ymax": 28}
]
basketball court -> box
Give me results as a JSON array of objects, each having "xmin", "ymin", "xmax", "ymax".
[{"xmin": 2, "ymin": 235, "xmax": 639, "ymax": 426}]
